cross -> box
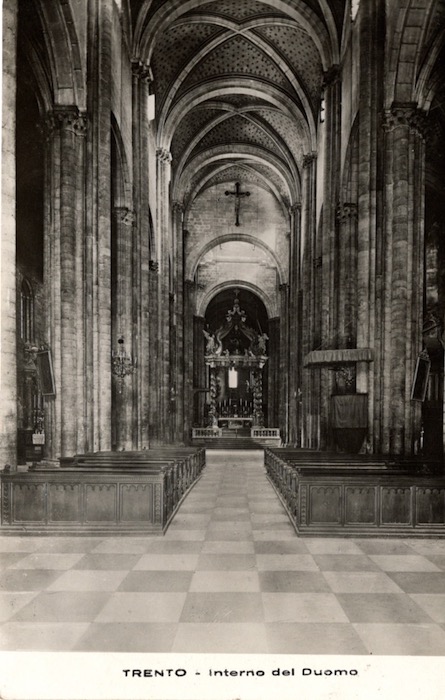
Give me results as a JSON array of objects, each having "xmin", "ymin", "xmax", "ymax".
[{"xmin": 225, "ymin": 182, "xmax": 250, "ymax": 227}]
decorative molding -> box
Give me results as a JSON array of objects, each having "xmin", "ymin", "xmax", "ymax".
[
  {"xmin": 383, "ymin": 103, "xmax": 429, "ymax": 139},
  {"xmin": 300, "ymin": 485, "xmax": 307, "ymax": 525},
  {"xmin": 41, "ymin": 107, "xmax": 87, "ymax": 139},
  {"xmin": 114, "ymin": 207, "xmax": 135, "ymax": 225},
  {"xmin": 336, "ymin": 202, "xmax": 358, "ymax": 223},
  {"xmin": 155, "ymin": 483, "xmax": 162, "ymax": 523},
  {"xmin": 51, "ymin": 483, "xmax": 78, "ymax": 493},
  {"xmin": 131, "ymin": 58, "xmax": 153, "ymax": 83},
  {"xmin": 172, "ymin": 200, "xmax": 183, "ymax": 213},
  {"xmin": 304, "ymin": 348, "xmax": 373, "ymax": 367},
  {"xmin": 334, "ymin": 365, "xmax": 356, "ymax": 392},
  {"xmin": 2, "ymin": 483, "xmax": 10, "ymax": 523},
  {"xmin": 156, "ymin": 147, "xmax": 172, "ymax": 163},
  {"xmin": 322, "ymin": 64, "xmax": 340, "ymax": 88},
  {"xmin": 86, "ymin": 484, "xmax": 115, "ymax": 492},
  {"xmin": 302, "ymin": 152, "xmax": 317, "ymax": 168}
]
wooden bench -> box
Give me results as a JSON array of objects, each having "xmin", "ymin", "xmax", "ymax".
[
  {"xmin": 1, "ymin": 448, "xmax": 205, "ymax": 535},
  {"xmin": 264, "ymin": 448, "xmax": 445, "ymax": 537}
]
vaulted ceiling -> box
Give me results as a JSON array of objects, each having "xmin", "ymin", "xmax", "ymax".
[{"xmin": 131, "ymin": 0, "xmax": 345, "ymax": 209}]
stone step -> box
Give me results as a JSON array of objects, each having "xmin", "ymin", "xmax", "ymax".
[{"xmin": 191, "ymin": 438, "xmax": 267, "ymax": 450}]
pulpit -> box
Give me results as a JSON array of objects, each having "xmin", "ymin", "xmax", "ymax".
[{"xmin": 331, "ymin": 394, "xmax": 368, "ymax": 453}]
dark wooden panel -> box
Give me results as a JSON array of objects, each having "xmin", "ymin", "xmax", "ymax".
[
  {"xmin": 345, "ymin": 486, "xmax": 377, "ymax": 524},
  {"xmin": 48, "ymin": 483, "xmax": 81, "ymax": 522},
  {"xmin": 12, "ymin": 483, "xmax": 46, "ymax": 522},
  {"xmin": 416, "ymin": 488, "xmax": 445, "ymax": 524},
  {"xmin": 309, "ymin": 485, "xmax": 341, "ymax": 523},
  {"xmin": 120, "ymin": 483, "xmax": 153, "ymax": 522},
  {"xmin": 381, "ymin": 487, "xmax": 412, "ymax": 524},
  {"xmin": 85, "ymin": 483, "xmax": 117, "ymax": 522}
]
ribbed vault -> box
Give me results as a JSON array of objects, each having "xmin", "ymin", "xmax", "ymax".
[{"xmin": 132, "ymin": 0, "xmax": 341, "ymax": 226}]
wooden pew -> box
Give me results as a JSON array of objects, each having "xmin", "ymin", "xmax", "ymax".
[
  {"xmin": 1, "ymin": 448, "xmax": 205, "ymax": 535},
  {"xmin": 264, "ymin": 447, "xmax": 445, "ymax": 537}
]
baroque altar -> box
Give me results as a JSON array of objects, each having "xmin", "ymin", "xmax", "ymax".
[{"xmin": 203, "ymin": 296, "xmax": 268, "ymax": 429}]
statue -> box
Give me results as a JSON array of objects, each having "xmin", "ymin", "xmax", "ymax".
[
  {"xmin": 252, "ymin": 332, "xmax": 268, "ymax": 355},
  {"xmin": 258, "ymin": 332, "xmax": 268, "ymax": 354},
  {"xmin": 203, "ymin": 329, "xmax": 217, "ymax": 355}
]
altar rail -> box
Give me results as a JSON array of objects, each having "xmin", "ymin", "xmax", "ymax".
[
  {"xmin": 192, "ymin": 427, "xmax": 222, "ymax": 438},
  {"xmin": 1, "ymin": 448, "xmax": 205, "ymax": 535},
  {"xmin": 264, "ymin": 448, "xmax": 445, "ymax": 537},
  {"xmin": 251, "ymin": 428, "xmax": 281, "ymax": 446}
]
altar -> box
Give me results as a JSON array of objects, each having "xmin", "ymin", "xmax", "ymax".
[
  {"xmin": 202, "ymin": 295, "xmax": 269, "ymax": 429},
  {"xmin": 218, "ymin": 417, "xmax": 252, "ymax": 428}
]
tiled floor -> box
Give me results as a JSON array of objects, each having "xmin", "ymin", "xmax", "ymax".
[{"xmin": 1, "ymin": 449, "xmax": 445, "ymax": 654}]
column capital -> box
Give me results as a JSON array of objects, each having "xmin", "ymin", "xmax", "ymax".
[
  {"xmin": 322, "ymin": 64, "xmax": 341, "ymax": 88},
  {"xmin": 41, "ymin": 106, "xmax": 87, "ymax": 139},
  {"xmin": 172, "ymin": 200, "xmax": 184, "ymax": 213},
  {"xmin": 113, "ymin": 207, "xmax": 135, "ymax": 225},
  {"xmin": 302, "ymin": 152, "xmax": 317, "ymax": 168},
  {"xmin": 382, "ymin": 103, "xmax": 429, "ymax": 139},
  {"xmin": 149, "ymin": 260, "xmax": 159, "ymax": 273},
  {"xmin": 279, "ymin": 282, "xmax": 289, "ymax": 292},
  {"xmin": 290, "ymin": 202, "xmax": 302, "ymax": 214},
  {"xmin": 336, "ymin": 202, "xmax": 358, "ymax": 223},
  {"xmin": 156, "ymin": 147, "xmax": 172, "ymax": 163},
  {"xmin": 131, "ymin": 58, "xmax": 153, "ymax": 83}
]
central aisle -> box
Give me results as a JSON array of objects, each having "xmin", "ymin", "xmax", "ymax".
[{"xmin": 2, "ymin": 449, "xmax": 445, "ymax": 655}]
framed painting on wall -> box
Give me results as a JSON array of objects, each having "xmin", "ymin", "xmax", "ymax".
[{"xmin": 36, "ymin": 349, "xmax": 56, "ymax": 396}]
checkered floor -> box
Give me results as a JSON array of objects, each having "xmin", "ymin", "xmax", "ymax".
[{"xmin": 1, "ymin": 449, "xmax": 445, "ymax": 654}]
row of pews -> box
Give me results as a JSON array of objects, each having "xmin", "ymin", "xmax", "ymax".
[
  {"xmin": 265, "ymin": 448, "xmax": 445, "ymax": 537},
  {"xmin": 1, "ymin": 447, "xmax": 205, "ymax": 535}
]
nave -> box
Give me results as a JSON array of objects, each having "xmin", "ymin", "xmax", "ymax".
[{"xmin": 1, "ymin": 451, "xmax": 445, "ymax": 655}]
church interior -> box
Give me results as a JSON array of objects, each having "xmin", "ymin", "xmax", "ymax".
[{"xmin": 2, "ymin": 0, "xmax": 445, "ymax": 655}]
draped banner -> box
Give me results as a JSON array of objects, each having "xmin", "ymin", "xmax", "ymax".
[{"xmin": 331, "ymin": 394, "xmax": 368, "ymax": 429}]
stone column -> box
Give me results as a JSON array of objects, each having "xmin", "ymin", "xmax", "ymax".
[
  {"xmin": 288, "ymin": 203, "xmax": 301, "ymax": 444},
  {"xmin": 84, "ymin": 0, "xmax": 113, "ymax": 453},
  {"xmin": 42, "ymin": 107, "xmax": 87, "ymax": 460},
  {"xmin": 268, "ymin": 318, "xmax": 280, "ymax": 428},
  {"xmin": 148, "ymin": 261, "xmax": 160, "ymax": 443},
  {"xmin": 301, "ymin": 153, "xmax": 319, "ymax": 447},
  {"xmin": 183, "ymin": 278, "xmax": 196, "ymax": 439},
  {"xmin": 208, "ymin": 365, "xmax": 218, "ymax": 427},
  {"xmin": 193, "ymin": 315, "xmax": 206, "ymax": 427},
  {"xmin": 172, "ymin": 201, "xmax": 185, "ymax": 443},
  {"xmin": 320, "ymin": 65, "xmax": 341, "ymax": 449},
  {"xmin": 252, "ymin": 369, "xmax": 264, "ymax": 427},
  {"xmin": 336, "ymin": 203, "xmax": 358, "ymax": 347},
  {"xmin": 111, "ymin": 206, "xmax": 134, "ymax": 450},
  {"xmin": 0, "ymin": 0, "xmax": 18, "ymax": 467},
  {"xmin": 380, "ymin": 105, "xmax": 426, "ymax": 454},
  {"xmin": 279, "ymin": 283, "xmax": 289, "ymax": 442},
  {"xmin": 356, "ymin": 0, "xmax": 385, "ymax": 452},
  {"xmin": 132, "ymin": 59, "xmax": 151, "ymax": 449},
  {"xmin": 156, "ymin": 148, "xmax": 172, "ymax": 443}
]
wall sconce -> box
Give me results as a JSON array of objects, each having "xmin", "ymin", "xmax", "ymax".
[{"xmin": 112, "ymin": 336, "xmax": 136, "ymax": 392}]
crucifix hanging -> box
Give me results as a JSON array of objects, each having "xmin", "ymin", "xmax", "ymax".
[{"xmin": 225, "ymin": 182, "xmax": 250, "ymax": 226}]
